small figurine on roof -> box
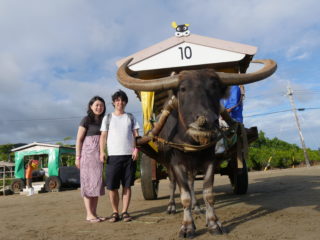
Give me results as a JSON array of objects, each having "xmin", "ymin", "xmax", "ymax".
[{"xmin": 171, "ymin": 21, "xmax": 190, "ymax": 37}]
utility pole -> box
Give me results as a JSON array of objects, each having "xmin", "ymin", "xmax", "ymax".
[{"xmin": 286, "ymin": 85, "xmax": 311, "ymax": 167}]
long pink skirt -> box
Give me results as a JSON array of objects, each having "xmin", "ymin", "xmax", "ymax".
[{"xmin": 80, "ymin": 135, "xmax": 105, "ymax": 197}]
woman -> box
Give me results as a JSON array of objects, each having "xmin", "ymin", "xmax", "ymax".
[{"xmin": 76, "ymin": 96, "xmax": 106, "ymax": 223}]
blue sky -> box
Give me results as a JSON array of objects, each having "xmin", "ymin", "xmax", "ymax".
[{"xmin": 0, "ymin": 0, "xmax": 319, "ymax": 150}]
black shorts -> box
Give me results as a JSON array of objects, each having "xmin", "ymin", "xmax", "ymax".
[{"xmin": 105, "ymin": 155, "xmax": 136, "ymax": 190}]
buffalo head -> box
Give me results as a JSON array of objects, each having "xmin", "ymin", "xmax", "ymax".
[
  {"xmin": 175, "ymin": 69, "xmax": 228, "ymax": 144},
  {"xmin": 117, "ymin": 58, "xmax": 277, "ymax": 145}
]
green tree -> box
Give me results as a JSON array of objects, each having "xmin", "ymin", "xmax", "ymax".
[
  {"xmin": 0, "ymin": 144, "xmax": 15, "ymax": 162},
  {"xmin": 248, "ymin": 131, "xmax": 320, "ymax": 170}
]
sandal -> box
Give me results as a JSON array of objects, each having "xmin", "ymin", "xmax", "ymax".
[
  {"xmin": 121, "ymin": 212, "xmax": 132, "ymax": 222},
  {"xmin": 97, "ymin": 216, "xmax": 107, "ymax": 221},
  {"xmin": 108, "ymin": 212, "xmax": 120, "ymax": 223},
  {"xmin": 86, "ymin": 217, "xmax": 101, "ymax": 223}
]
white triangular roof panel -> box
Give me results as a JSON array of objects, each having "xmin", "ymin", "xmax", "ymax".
[
  {"xmin": 117, "ymin": 34, "xmax": 257, "ymax": 71},
  {"xmin": 11, "ymin": 142, "xmax": 75, "ymax": 152},
  {"xmin": 131, "ymin": 42, "xmax": 246, "ymax": 71}
]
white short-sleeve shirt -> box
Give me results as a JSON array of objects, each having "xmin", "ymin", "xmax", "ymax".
[{"xmin": 100, "ymin": 113, "xmax": 140, "ymax": 156}]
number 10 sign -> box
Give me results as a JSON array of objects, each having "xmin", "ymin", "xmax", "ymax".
[{"xmin": 130, "ymin": 42, "xmax": 246, "ymax": 71}]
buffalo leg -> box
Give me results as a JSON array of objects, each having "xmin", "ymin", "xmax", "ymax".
[
  {"xmin": 167, "ymin": 168, "xmax": 177, "ymax": 214},
  {"xmin": 188, "ymin": 173, "xmax": 201, "ymax": 214},
  {"xmin": 173, "ymin": 165, "xmax": 196, "ymax": 238},
  {"xmin": 203, "ymin": 161, "xmax": 225, "ymax": 235}
]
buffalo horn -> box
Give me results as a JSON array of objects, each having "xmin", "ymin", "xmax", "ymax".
[
  {"xmin": 117, "ymin": 58, "xmax": 180, "ymax": 91},
  {"xmin": 217, "ymin": 59, "xmax": 277, "ymax": 85}
]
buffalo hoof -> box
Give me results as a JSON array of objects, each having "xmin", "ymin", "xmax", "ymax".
[
  {"xmin": 179, "ymin": 223, "xmax": 196, "ymax": 239},
  {"xmin": 192, "ymin": 221, "xmax": 197, "ymax": 230},
  {"xmin": 167, "ymin": 209, "xmax": 177, "ymax": 214},
  {"xmin": 178, "ymin": 230, "xmax": 195, "ymax": 239},
  {"xmin": 192, "ymin": 205, "xmax": 201, "ymax": 215},
  {"xmin": 167, "ymin": 204, "xmax": 177, "ymax": 214},
  {"xmin": 208, "ymin": 225, "xmax": 227, "ymax": 235}
]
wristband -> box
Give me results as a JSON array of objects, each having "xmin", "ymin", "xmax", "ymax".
[
  {"xmin": 76, "ymin": 156, "xmax": 81, "ymax": 160},
  {"xmin": 133, "ymin": 148, "xmax": 138, "ymax": 152}
]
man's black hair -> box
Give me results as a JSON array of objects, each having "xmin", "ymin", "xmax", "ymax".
[{"xmin": 112, "ymin": 89, "xmax": 128, "ymax": 104}]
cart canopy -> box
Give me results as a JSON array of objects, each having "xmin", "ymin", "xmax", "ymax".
[{"xmin": 11, "ymin": 142, "xmax": 75, "ymax": 179}]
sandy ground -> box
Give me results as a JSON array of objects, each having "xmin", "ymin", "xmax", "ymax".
[{"xmin": 0, "ymin": 166, "xmax": 319, "ymax": 240}]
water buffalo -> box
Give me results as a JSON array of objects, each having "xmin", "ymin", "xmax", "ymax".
[{"xmin": 117, "ymin": 58, "xmax": 276, "ymax": 237}]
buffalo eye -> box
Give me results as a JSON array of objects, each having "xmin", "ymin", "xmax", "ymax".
[{"xmin": 180, "ymin": 86, "xmax": 186, "ymax": 92}]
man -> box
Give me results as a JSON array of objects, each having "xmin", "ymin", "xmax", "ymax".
[
  {"xmin": 215, "ymin": 85, "xmax": 244, "ymax": 154},
  {"xmin": 25, "ymin": 159, "xmax": 39, "ymax": 196},
  {"xmin": 100, "ymin": 90, "xmax": 140, "ymax": 222},
  {"xmin": 223, "ymin": 85, "xmax": 244, "ymax": 123}
]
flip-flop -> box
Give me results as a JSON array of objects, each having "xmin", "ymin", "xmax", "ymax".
[{"xmin": 86, "ymin": 218, "xmax": 101, "ymax": 223}]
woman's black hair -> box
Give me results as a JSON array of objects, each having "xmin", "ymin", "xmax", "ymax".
[
  {"xmin": 111, "ymin": 89, "xmax": 128, "ymax": 107},
  {"xmin": 86, "ymin": 95, "xmax": 106, "ymax": 123}
]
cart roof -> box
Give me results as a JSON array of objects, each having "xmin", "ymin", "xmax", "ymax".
[
  {"xmin": 116, "ymin": 33, "xmax": 257, "ymax": 72},
  {"xmin": 11, "ymin": 142, "xmax": 75, "ymax": 152}
]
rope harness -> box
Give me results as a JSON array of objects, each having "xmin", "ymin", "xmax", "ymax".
[
  {"xmin": 152, "ymin": 135, "xmax": 219, "ymax": 152},
  {"xmin": 149, "ymin": 123, "xmax": 238, "ymax": 153},
  {"xmin": 139, "ymin": 94, "xmax": 240, "ymax": 153}
]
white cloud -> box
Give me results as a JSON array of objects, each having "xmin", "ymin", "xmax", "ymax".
[
  {"xmin": 0, "ymin": 0, "xmax": 319, "ymax": 149},
  {"xmin": 0, "ymin": 53, "xmax": 23, "ymax": 92}
]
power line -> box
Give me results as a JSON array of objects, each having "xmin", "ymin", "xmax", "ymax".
[
  {"xmin": 294, "ymin": 90, "xmax": 320, "ymax": 93},
  {"xmin": 245, "ymin": 92, "xmax": 284, "ymax": 99},
  {"xmin": 245, "ymin": 90, "xmax": 320, "ymax": 99},
  {"xmin": 0, "ymin": 136, "xmax": 77, "ymax": 145},
  {"xmin": 245, "ymin": 109, "xmax": 291, "ymax": 117},
  {"xmin": 1, "ymin": 107, "xmax": 319, "ymax": 122},
  {"xmin": 245, "ymin": 107, "xmax": 320, "ymax": 118},
  {"xmin": 1, "ymin": 116, "xmax": 82, "ymax": 122}
]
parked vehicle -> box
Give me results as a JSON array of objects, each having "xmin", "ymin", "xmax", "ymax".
[{"xmin": 10, "ymin": 142, "xmax": 80, "ymax": 193}]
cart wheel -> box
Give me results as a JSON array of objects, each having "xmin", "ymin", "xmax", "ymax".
[
  {"xmin": 140, "ymin": 154, "xmax": 159, "ymax": 200},
  {"xmin": 229, "ymin": 124, "xmax": 249, "ymax": 194},
  {"xmin": 45, "ymin": 176, "xmax": 62, "ymax": 192},
  {"xmin": 229, "ymin": 160, "xmax": 248, "ymax": 194},
  {"xmin": 10, "ymin": 179, "xmax": 25, "ymax": 194}
]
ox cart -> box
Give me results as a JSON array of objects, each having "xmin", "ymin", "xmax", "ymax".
[{"xmin": 116, "ymin": 33, "xmax": 269, "ymax": 200}]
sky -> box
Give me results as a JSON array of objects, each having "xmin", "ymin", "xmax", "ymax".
[{"xmin": 0, "ymin": 0, "xmax": 319, "ymax": 150}]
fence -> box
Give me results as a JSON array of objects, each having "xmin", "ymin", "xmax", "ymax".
[{"xmin": 0, "ymin": 161, "xmax": 15, "ymax": 196}]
